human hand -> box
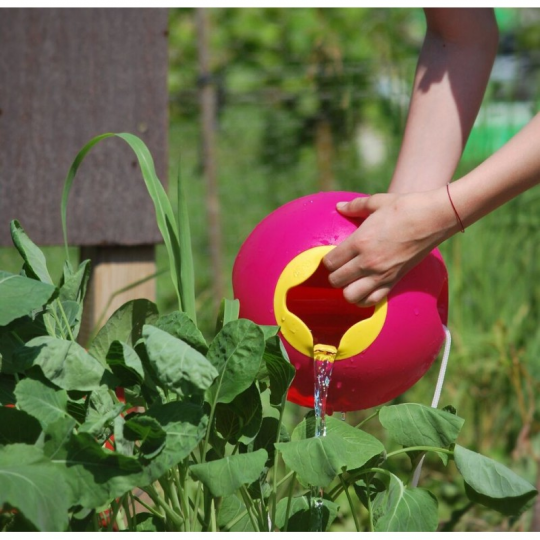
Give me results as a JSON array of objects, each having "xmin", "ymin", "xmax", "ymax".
[{"xmin": 322, "ymin": 189, "xmax": 456, "ymax": 306}]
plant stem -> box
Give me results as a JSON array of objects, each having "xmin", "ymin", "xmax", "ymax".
[
  {"xmin": 177, "ymin": 463, "xmax": 191, "ymax": 532},
  {"xmin": 56, "ymin": 299, "xmax": 75, "ymax": 341},
  {"xmin": 49, "ymin": 307, "xmax": 67, "ymax": 340},
  {"xmin": 271, "ymin": 401, "xmax": 286, "ymax": 527},
  {"xmin": 340, "ymin": 475, "xmax": 361, "ymax": 532},
  {"xmin": 354, "ymin": 410, "xmax": 379, "ymax": 429},
  {"xmin": 133, "ymin": 495, "xmax": 165, "ymax": 519},
  {"xmin": 366, "ymin": 479, "xmax": 375, "ymax": 532},
  {"xmin": 239, "ymin": 485, "xmax": 260, "ymax": 532},
  {"xmin": 386, "ymin": 446, "xmax": 453, "ymax": 459},
  {"xmin": 210, "ymin": 499, "xmax": 217, "ymax": 532},
  {"xmin": 144, "ymin": 484, "xmax": 184, "ymax": 530},
  {"xmin": 283, "ymin": 472, "xmax": 296, "ymax": 532}
]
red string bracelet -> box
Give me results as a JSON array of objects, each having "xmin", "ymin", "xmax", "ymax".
[{"xmin": 446, "ymin": 183, "xmax": 465, "ymax": 233}]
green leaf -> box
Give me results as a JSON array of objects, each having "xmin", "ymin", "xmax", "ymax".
[
  {"xmin": 89, "ymin": 299, "xmax": 159, "ymax": 364},
  {"xmin": 124, "ymin": 415, "xmax": 167, "ymax": 459},
  {"xmin": 264, "ymin": 336, "xmax": 295, "ymax": 409},
  {"xmin": 353, "ymin": 477, "xmax": 386, "ymax": 509},
  {"xmin": 0, "ymin": 376, "xmax": 16, "ymax": 406},
  {"xmin": 245, "ymin": 416, "xmax": 290, "ymax": 468},
  {"xmin": 139, "ymin": 402, "xmax": 208, "ymax": 484},
  {"xmin": 206, "ymin": 319, "xmax": 265, "ymax": 404},
  {"xmin": 279, "ymin": 417, "xmax": 385, "ymax": 487},
  {"xmin": 155, "ymin": 310, "xmax": 208, "ymax": 355},
  {"xmin": 143, "ymin": 325, "xmax": 217, "ymax": 397},
  {"xmin": 106, "ymin": 340, "xmax": 145, "ymax": 387},
  {"xmin": 0, "ymin": 444, "xmax": 71, "ymax": 531},
  {"xmin": 14, "ymin": 377, "xmax": 69, "ymax": 426},
  {"xmin": 274, "ymin": 495, "xmax": 340, "ymax": 532},
  {"xmin": 371, "ymin": 472, "xmax": 438, "ymax": 532},
  {"xmin": 43, "ymin": 422, "xmax": 144, "ymax": 510},
  {"xmin": 58, "ymin": 259, "xmax": 91, "ymax": 303},
  {"xmin": 9, "ymin": 220, "xmax": 53, "ymax": 285},
  {"xmin": 454, "ymin": 445, "xmax": 538, "ymax": 516},
  {"xmin": 379, "ymin": 403, "xmax": 464, "ymax": 448},
  {"xmin": 60, "ymin": 133, "xmax": 185, "ymax": 313},
  {"xmin": 0, "ymin": 315, "xmax": 49, "ymax": 374},
  {"xmin": 15, "ymin": 336, "xmax": 106, "ymax": 391},
  {"xmin": 0, "ymin": 407, "xmax": 42, "ymax": 445},
  {"xmin": 190, "ymin": 448, "xmax": 268, "ymax": 497},
  {"xmin": 0, "ymin": 271, "xmax": 57, "ymax": 326},
  {"xmin": 134, "ymin": 513, "xmax": 166, "ymax": 532},
  {"xmin": 215, "ymin": 383, "xmax": 263, "ymax": 445},
  {"xmin": 217, "ymin": 494, "xmax": 254, "ymax": 532},
  {"xmin": 215, "ymin": 298, "xmax": 240, "ymax": 334}
]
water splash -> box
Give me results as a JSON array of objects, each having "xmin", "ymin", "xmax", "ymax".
[{"xmin": 310, "ymin": 343, "xmax": 337, "ymax": 531}]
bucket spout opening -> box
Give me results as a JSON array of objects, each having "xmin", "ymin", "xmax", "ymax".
[{"xmin": 286, "ymin": 261, "xmax": 375, "ymax": 348}]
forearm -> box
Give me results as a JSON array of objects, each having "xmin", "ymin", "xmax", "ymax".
[
  {"xmin": 389, "ymin": 8, "xmax": 498, "ymax": 194},
  {"xmin": 446, "ymin": 113, "xmax": 540, "ymax": 231}
]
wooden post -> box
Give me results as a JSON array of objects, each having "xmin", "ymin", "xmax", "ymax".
[
  {"xmin": 196, "ymin": 8, "xmax": 225, "ymax": 308},
  {"xmin": 0, "ymin": 9, "xmax": 169, "ymax": 344}
]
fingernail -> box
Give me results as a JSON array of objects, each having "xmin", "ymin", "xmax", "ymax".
[{"xmin": 336, "ymin": 202, "xmax": 347, "ymax": 210}]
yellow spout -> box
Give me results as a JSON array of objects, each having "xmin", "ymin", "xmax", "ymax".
[{"xmin": 313, "ymin": 344, "xmax": 338, "ymax": 363}]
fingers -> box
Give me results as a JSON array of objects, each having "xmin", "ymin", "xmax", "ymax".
[
  {"xmin": 343, "ymin": 277, "xmax": 392, "ymax": 307},
  {"xmin": 336, "ymin": 193, "xmax": 389, "ymax": 217}
]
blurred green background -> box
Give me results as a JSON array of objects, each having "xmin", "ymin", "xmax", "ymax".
[{"xmin": 2, "ymin": 7, "xmax": 540, "ymax": 532}]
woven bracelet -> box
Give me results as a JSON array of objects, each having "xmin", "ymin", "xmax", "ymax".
[{"xmin": 446, "ymin": 183, "xmax": 465, "ymax": 233}]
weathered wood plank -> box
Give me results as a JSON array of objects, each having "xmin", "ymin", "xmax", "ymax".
[{"xmin": 0, "ymin": 8, "xmax": 168, "ymax": 246}]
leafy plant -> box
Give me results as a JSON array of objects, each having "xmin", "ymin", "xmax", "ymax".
[{"xmin": 0, "ymin": 134, "xmax": 536, "ymax": 532}]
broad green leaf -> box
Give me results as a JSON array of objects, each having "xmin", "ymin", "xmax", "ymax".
[
  {"xmin": 14, "ymin": 377, "xmax": 69, "ymax": 426},
  {"xmin": 79, "ymin": 403, "xmax": 125, "ymax": 440},
  {"xmin": 274, "ymin": 495, "xmax": 340, "ymax": 532},
  {"xmin": 143, "ymin": 325, "xmax": 217, "ymax": 397},
  {"xmin": 379, "ymin": 403, "xmax": 464, "ymax": 448},
  {"xmin": 206, "ymin": 319, "xmax": 265, "ymax": 404},
  {"xmin": 10, "ymin": 220, "xmax": 53, "ymax": 285},
  {"xmin": 44, "ymin": 425, "xmax": 143, "ymax": 510},
  {"xmin": 454, "ymin": 445, "xmax": 538, "ymax": 516},
  {"xmin": 371, "ymin": 472, "xmax": 438, "ymax": 532},
  {"xmin": 260, "ymin": 325, "xmax": 280, "ymax": 341},
  {"xmin": 0, "ymin": 271, "xmax": 57, "ymax": 326},
  {"xmin": 215, "ymin": 298, "xmax": 240, "ymax": 334},
  {"xmin": 245, "ymin": 416, "xmax": 290, "ymax": 468},
  {"xmin": 134, "ymin": 513, "xmax": 166, "ymax": 532},
  {"xmin": 0, "ymin": 315, "xmax": 48, "ymax": 374},
  {"xmin": 353, "ymin": 477, "xmax": 386, "ymax": 509},
  {"xmin": 0, "ymin": 407, "xmax": 42, "ymax": 445},
  {"xmin": 124, "ymin": 415, "xmax": 166, "ymax": 459},
  {"xmin": 279, "ymin": 417, "xmax": 385, "ymax": 487},
  {"xmin": 139, "ymin": 401, "xmax": 208, "ymax": 484},
  {"xmin": 0, "ymin": 444, "xmax": 71, "ymax": 531},
  {"xmin": 217, "ymin": 494, "xmax": 254, "ymax": 532},
  {"xmin": 89, "ymin": 299, "xmax": 159, "ymax": 364},
  {"xmin": 0, "ymin": 376, "xmax": 16, "ymax": 406},
  {"xmin": 264, "ymin": 336, "xmax": 295, "ymax": 409},
  {"xmin": 106, "ymin": 340, "xmax": 145, "ymax": 387},
  {"xmin": 190, "ymin": 448, "xmax": 268, "ymax": 497},
  {"xmin": 58, "ymin": 259, "xmax": 91, "ymax": 304},
  {"xmin": 15, "ymin": 336, "xmax": 106, "ymax": 391},
  {"xmin": 43, "ymin": 300, "xmax": 81, "ymax": 340},
  {"xmin": 215, "ymin": 383, "xmax": 262, "ymax": 445},
  {"xmin": 156, "ymin": 310, "xmax": 208, "ymax": 354}
]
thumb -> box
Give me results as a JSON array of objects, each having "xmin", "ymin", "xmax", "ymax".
[{"xmin": 336, "ymin": 195, "xmax": 383, "ymax": 217}]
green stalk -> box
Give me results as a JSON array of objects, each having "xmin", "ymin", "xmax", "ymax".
[
  {"xmin": 177, "ymin": 464, "xmax": 191, "ymax": 532},
  {"xmin": 210, "ymin": 499, "xmax": 217, "ymax": 532},
  {"xmin": 386, "ymin": 446, "xmax": 454, "ymax": 459},
  {"xmin": 340, "ymin": 475, "xmax": 361, "ymax": 532},
  {"xmin": 49, "ymin": 307, "xmax": 67, "ymax": 340},
  {"xmin": 271, "ymin": 401, "xmax": 287, "ymax": 527},
  {"xmin": 354, "ymin": 410, "xmax": 379, "ymax": 429},
  {"xmin": 56, "ymin": 299, "xmax": 75, "ymax": 341},
  {"xmin": 133, "ymin": 495, "xmax": 165, "ymax": 519},
  {"xmin": 239, "ymin": 485, "xmax": 260, "ymax": 532},
  {"xmin": 283, "ymin": 472, "xmax": 296, "ymax": 532},
  {"xmin": 144, "ymin": 485, "xmax": 184, "ymax": 530},
  {"xmin": 366, "ymin": 479, "xmax": 375, "ymax": 533}
]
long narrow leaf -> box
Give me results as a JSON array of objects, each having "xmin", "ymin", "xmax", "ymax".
[
  {"xmin": 60, "ymin": 133, "xmax": 185, "ymax": 312},
  {"xmin": 176, "ymin": 165, "xmax": 196, "ymax": 323}
]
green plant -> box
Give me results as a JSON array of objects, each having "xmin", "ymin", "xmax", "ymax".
[{"xmin": 0, "ymin": 134, "xmax": 537, "ymax": 532}]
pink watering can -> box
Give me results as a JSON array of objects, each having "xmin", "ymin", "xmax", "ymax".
[{"xmin": 232, "ymin": 192, "xmax": 448, "ymax": 412}]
